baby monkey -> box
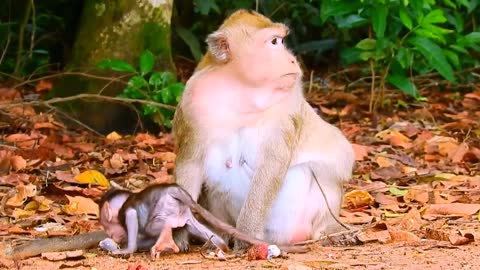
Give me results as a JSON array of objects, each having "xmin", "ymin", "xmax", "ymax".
[{"xmin": 99, "ymin": 183, "xmax": 308, "ymax": 259}]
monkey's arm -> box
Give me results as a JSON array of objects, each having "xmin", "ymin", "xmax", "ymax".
[
  {"xmin": 236, "ymin": 124, "xmax": 295, "ymax": 242},
  {"xmin": 112, "ymin": 208, "xmax": 138, "ymax": 255},
  {"xmin": 172, "ymin": 108, "xmax": 205, "ymax": 201}
]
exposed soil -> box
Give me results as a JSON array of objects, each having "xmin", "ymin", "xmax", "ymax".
[{"xmin": 2, "ymin": 240, "xmax": 480, "ymax": 270}]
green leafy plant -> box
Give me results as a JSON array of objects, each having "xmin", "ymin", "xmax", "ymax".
[
  {"xmin": 97, "ymin": 50, "xmax": 185, "ymax": 128},
  {"xmin": 174, "ymin": 0, "xmax": 337, "ymax": 64},
  {"xmin": 320, "ymin": 0, "xmax": 480, "ymax": 111}
]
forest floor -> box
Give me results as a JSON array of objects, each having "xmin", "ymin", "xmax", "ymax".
[{"xmin": 0, "ymin": 69, "xmax": 479, "ymax": 269}]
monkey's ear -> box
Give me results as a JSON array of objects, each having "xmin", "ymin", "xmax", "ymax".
[
  {"xmin": 102, "ymin": 202, "xmax": 113, "ymax": 222},
  {"xmin": 206, "ymin": 30, "xmax": 230, "ymax": 63}
]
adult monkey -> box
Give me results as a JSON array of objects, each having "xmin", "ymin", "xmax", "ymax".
[{"xmin": 172, "ymin": 9, "xmax": 354, "ymax": 250}]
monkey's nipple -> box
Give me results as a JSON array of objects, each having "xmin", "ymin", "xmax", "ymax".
[{"xmin": 225, "ymin": 158, "xmax": 233, "ymax": 169}]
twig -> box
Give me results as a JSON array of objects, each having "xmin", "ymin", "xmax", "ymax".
[
  {"xmin": 14, "ymin": 71, "xmax": 131, "ymax": 88},
  {"xmin": 0, "ymin": 93, "xmax": 176, "ymax": 110},
  {"xmin": 368, "ymin": 59, "xmax": 376, "ymax": 112},
  {"xmin": 28, "ymin": 0, "xmax": 36, "ymax": 59},
  {"xmin": 43, "ymin": 103, "xmax": 103, "ymax": 137},
  {"xmin": 0, "ymin": 33, "xmax": 11, "ymax": 66}
]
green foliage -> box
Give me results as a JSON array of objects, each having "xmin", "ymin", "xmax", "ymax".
[
  {"xmin": 320, "ymin": 0, "xmax": 480, "ymax": 100},
  {"xmin": 97, "ymin": 50, "xmax": 185, "ymax": 128},
  {"xmin": 174, "ymin": 0, "xmax": 337, "ymax": 64}
]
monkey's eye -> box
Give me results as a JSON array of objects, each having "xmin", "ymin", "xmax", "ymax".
[{"xmin": 270, "ymin": 37, "xmax": 283, "ymax": 46}]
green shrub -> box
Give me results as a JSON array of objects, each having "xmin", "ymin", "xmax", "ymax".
[
  {"xmin": 320, "ymin": 0, "xmax": 480, "ymax": 109},
  {"xmin": 97, "ymin": 50, "xmax": 184, "ymax": 128}
]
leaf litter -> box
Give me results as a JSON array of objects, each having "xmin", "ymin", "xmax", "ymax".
[{"xmin": 0, "ymin": 82, "xmax": 478, "ymax": 269}]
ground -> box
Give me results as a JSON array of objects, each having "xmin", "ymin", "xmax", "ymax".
[{"xmin": 2, "ymin": 241, "xmax": 480, "ymax": 269}]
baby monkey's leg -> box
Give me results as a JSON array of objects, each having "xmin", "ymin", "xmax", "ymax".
[
  {"xmin": 184, "ymin": 210, "xmax": 229, "ymax": 251},
  {"xmin": 150, "ymin": 224, "xmax": 180, "ymax": 258}
]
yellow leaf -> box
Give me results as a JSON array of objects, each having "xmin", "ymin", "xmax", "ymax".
[
  {"xmin": 343, "ymin": 190, "xmax": 375, "ymax": 209},
  {"xmin": 106, "ymin": 131, "xmax": 122, "ymax": 140},
  {"xmin": 11, "ymin": 209, "xmax": 36, "ymax": 219},
  {"xmin": 63, "ymin": 195, "xmax": 99, "ymax": 217},
  {"xmin": 74, "ymin": 170, "xmax": 110, "ymax": 187},
  {"xmin": 24, "ymin": 201, "xmax": 39, "ymax": 211}
]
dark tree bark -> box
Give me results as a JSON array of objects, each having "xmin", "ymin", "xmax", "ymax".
[{"xmin": 51, "ymin": 0, "xmax": 176, "ymax": 134}]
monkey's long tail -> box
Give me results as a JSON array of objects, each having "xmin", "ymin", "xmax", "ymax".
[{"xmin": 172, "ymin": 188, "xmax": 309, "ymax": 254}]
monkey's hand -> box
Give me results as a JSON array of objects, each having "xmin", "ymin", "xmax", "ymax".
[{"xmin": 111, "ymin": 248, "xmax": 135, "ymax": 255}]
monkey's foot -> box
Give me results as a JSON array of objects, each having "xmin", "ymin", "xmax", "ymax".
[{"xmin": 150, "ymin": 242, "xmax": 180, "ymax": 259}]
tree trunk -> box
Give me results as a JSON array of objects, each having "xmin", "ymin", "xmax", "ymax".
[{"xmin": 50, "ymin": 0, "xmax": 175, "ymax": 134}]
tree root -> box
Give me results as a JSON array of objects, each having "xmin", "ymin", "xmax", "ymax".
[{"xmin": 5, "ymin": 230, "xmax": 107, "ymax": 260}]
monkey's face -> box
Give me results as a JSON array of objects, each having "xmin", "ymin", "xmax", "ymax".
[
  {"xmin": 104, "ymin": 222, "xmax": 127, "ymax": 244},
  {"xmin": 231, "ymin": 25, "xmax": 302, "ymax": 90},
  {"xmin": 100, "ymin": 203, "xmax": 127, "ymax": 244}
]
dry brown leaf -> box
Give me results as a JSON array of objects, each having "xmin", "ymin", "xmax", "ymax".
[
  {"xmin": 6, "ymin": 183, "xmax": 37, "ymax": 207},
  {"xmin": 374, "ymin": 193, "xmax": 399, "ymax": 205},
  {"xmin": 0, "ymin": 150, "xmax": 12, "ymax": 175},
  {"xmin": 339, "ymin": 210, "xmax": 374, "ymax": 224},
  {"xmin": 0, "ymin": 173, "xmax": 31, "ymax": 185},
  {"xmin": 33, "ymin": 196, "xmax": 54, "ymax": 211},
  {"xmin": 33, "ymin": 122, "xmax": 64, "ymax": 130},
  {"xmin": 41, "ymin": 142, "xmax": 74, "ymax": 159},
  {"xmin": 425, "ymin": 227, "xmax": 474, "ymax": 245},
  {"xmin": 5, "ymin": 134, "xmax": 37, "ymax": 149},
  {"xmin": 0, "ymin": 87, "xmax": 22, "ymax": 101},
  {"xmin": 448, "ymin": 232, "xmax": 473, "ymax": 246},
  {"xmin": 423, "ymin": 203, "xmax": 480, "ymax": 219},
  {"xmin": 449, "ymin": 142, "xmax": 469, "ymax": 163},
  {"xmin": 62, "ymin": 195, "xmax": 99, "ymax": 217},
  {"xmin": 319, "ymin": 106, "xmax": 338, "ymax": 116},
  {"xmin": 370, "ymin": 166, "xmax": 403, "ymax": 180},
  {"xmin": 398, "ymin": 208, "xmax": 424, "ymax": 231},
  {"xmin": 379, "ymin": 204, "xmax": 411, "ymax": 214},
  {"xmin": 148, "ymin": 170, "xmax": 174, "ymax": 184},
  {"xmin": 390, "ymin": 122, "xmax": 420, "ymax": 138},
  {"xmin": 135, "ymin": 133, "xmax": 167, "ymax": 147},
  {"xmin": 343, "ymin": 190, "xmax": 375, "ymax": 209},
  {"xmin": 352, "ymin": 144, "xmax": 370, "ymax": 161},
  {"xmin": 425, "ymin": 136, "xmax": 459, "ymax": 156},
  {"xmin": 41, "ymin": 250, "xmax": 84, "ymax": 261},
  {"xmin": 55, "ymin": 170, "xmax": 76, "ymax": 182},
  {"xmin": 375, "ymin": 156, "xmax": 396, "ymax": 167},
  {"xmin": 388, "ymin": 229, "xmax": 421, "ymax": 243},
  {"xmin": 403, "ymin": 184, "xmax": 430, "ymax": 204},
  {"xmin": 357, "ymin": 229, "xmax": 391, "ymax": 243},
  {"xmin": 375, "ymin": 129, "xmax": 412, "ymax": 148},
  {"xmin": 66, "ymin": 142, "xmax": 96, "ymax": 152},
  {"xmin": 10, "ymin": 155, "xmax": 27, "ymax": 171},
  {"xmin": 109, "ymin": 153, "xmax": 125, "ymax": 170},
  {"xmin": 360, "ymin": 181, "xmax": 388, "ymax": 193},
  {"xmin": 35, "ymin": 80, "xmax": 53, "ymax": 92},
  {"xmin": 465, "ymin": 91, "xmax": 480, "ymax": 101},
  {"xmin": 8, "ymin": 226, "xmax": 29, "ymax": 234}
]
